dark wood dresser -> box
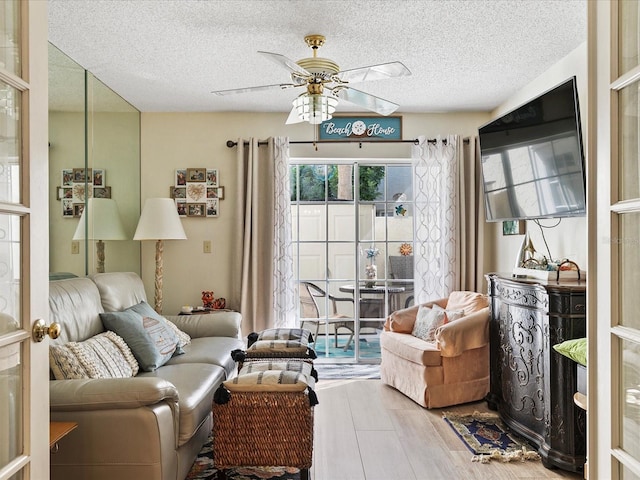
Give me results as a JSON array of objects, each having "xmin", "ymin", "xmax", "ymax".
[{"xmin": 485, "ymin": 273, "xmax": 586, "ymax": 473}]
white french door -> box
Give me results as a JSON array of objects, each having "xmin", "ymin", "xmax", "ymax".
[
  {"xmin": 291, "ymin": 159, "xmax": 414, "ymax": 363},
  {"xmin": 593, "ymin": 1, "xmax": 640, "ymax": 478},
  {"xmin": 0, "ymin": 2, "xmax": 50, "ymax": 479}
]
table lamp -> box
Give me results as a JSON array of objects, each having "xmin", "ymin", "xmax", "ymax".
[
  {"xmin": 73, "ymin": 198, "xmax": 127, "ymax": 273},
  {"xmin": 133, "ymin": 198, "xmax": 187, "ymax": 313}
]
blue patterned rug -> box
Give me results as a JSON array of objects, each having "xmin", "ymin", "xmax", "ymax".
[
  {"xmin": 186, "ymin": 436, "xmax": 301, "ymax": 479},
  {"xmin": 443, "ymin": 411, "xmax": 540, "ymax": 463},
  {"xmin": 314, "ymin": 362, "xmax": 380, "ymax": 379}
]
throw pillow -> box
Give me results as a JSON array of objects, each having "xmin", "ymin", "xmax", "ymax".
[
  {"xmin": 446, "ymin": 291, "xmax": 489, "ymax": 315},
  {"xmin": 100, "ymin": 304, "xmax": 180, "ymax": 371},
  {"xmin": 49, "ymin": 331, "xmax": 139, "ymax": 380},
  {"xmin": 126, "ymin": 301, "xmax": 189, "ymax": 352},
  {"xmin": 432, "ymin": 303, "xmax": 465, "ymax": 323},
  {"xmin": 553, "ymin": 338, "xmax": 587, "ymax": 366},
  {"xmin": 411, "ymin": 305, "xmax": 446, "ymax": 342}
]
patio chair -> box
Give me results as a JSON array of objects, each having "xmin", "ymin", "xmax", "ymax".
[{"xmin": 299, "ymin": 281, "xmax": 354, "ymax": 348}]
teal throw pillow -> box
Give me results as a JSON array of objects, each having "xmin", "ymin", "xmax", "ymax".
[
  {"xmin": 100, "ymin": 302, "xmax": 180, "ymax": 371},
  {"xmin": 553, "ymin": 337, "xmax": 587, "ymax": 366},
  {"xmin": 126, "ymin": 301, "xmax": 186, "ymax": 354}
]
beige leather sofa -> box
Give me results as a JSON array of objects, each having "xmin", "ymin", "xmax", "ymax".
[
  {"xmin": 49, "ymin": 272, "xmax": 244, "ymax": 480},
  {"xmin": 380, "ymin": 291, "xmax": 490, "ymax": 408}
]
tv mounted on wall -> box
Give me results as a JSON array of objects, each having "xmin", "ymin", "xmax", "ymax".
[{"xmin": 478, "ymin": 77, "xmax": 586, "ymax": 222}]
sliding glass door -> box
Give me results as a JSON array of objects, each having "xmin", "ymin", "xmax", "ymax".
[{"xmin": 291, "ymin": 159, "xmax": 414, "ymax": 363}]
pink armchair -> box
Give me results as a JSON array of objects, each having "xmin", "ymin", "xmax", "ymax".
[{"xmin": 380, "ymin": 291, "xmax": 490, "ymax": 408}]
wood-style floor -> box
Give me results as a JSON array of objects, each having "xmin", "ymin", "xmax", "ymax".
[{"xmin": 311, "ymin": 379, "xmax": 583, "ymax": 480}]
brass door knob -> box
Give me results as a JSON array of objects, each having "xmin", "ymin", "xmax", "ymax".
[{"xmin": 32, "ymin": 319, "xmax": 61, "ymax": 343}]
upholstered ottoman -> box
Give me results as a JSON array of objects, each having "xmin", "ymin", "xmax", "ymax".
[
  {"xmin": 231, "ymin": 328, "xmax": 317, "ymax": 368},
  {"xmin": 212, "ymin": 359, "xmax": 317, "ymax": 480}
]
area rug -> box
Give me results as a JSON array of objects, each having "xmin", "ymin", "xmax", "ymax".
[
  {"xmin": 314, "ymin": 362, "xmax": 380, "ymax": 379},
  {"xmin": 186, "ymin": 436, "xmax": 301, "ymax": 479},
  {"xmin": 442, "ymin": 411, "xmax": 541, "ymax": 463}
]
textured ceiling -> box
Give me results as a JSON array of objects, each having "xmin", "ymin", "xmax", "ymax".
[{"xmin": 48, "ymin": 0, "xmax": 587, "ymax": 114}]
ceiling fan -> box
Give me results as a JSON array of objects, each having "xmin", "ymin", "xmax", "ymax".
[{"xmin": 211, "ymin": 34, "xmax": 411, "ymax": 124}]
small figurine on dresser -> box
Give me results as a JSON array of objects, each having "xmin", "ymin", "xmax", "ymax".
[{"xmin": 202, "ymin": 290, "xmax": 226, "ymax": 310}]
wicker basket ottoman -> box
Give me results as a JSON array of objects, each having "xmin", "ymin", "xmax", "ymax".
[{"xmin": 212, "ymin": 360, "xmax": 317, "ymax": 480}]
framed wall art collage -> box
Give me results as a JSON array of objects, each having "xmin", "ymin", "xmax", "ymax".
[
  {"xmin": 170, "ymin": 168, "xmax": 224, "ymax": 218},
  {"xmin": 58, "ymin": 168, "xmax": 110, "ymax": 217}
]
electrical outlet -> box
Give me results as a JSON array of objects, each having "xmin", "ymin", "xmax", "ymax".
[
  {"xmin": 203, "ymin": 240, "xmax": 212, "ymax": 254},
  {"xmin": 71, "ymin": 240, "xmax": 79, "ymax": 254}
]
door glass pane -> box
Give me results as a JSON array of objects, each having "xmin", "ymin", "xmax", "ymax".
[
  {"xmin": 0, "ymin": 342, "xmax": 23, "ymax": 471},
  {"xmin": 621, "ymin": 339, "xmax": 640, "ymax": 462},
  {"xmin": 328, "ymin": 164, "xmax": 353, "ymax": 201},
  {"xmin": 619, "ymin": 82, "xmax": 640, "ymax": 201},
  {"xmin": 358, "ymin": 165, "xmax": 385, "ymax": 202},
  {"xmin": 0, "ymin": 214, "xmax": 20, "ymax": 323},
  {"xmin": 0, "ymin": 1, "xmax": 20, "ymax": 76},
  {"xmin": 0, "ymin": 82, "xmax": 20, "ymax": 204},
  {"xmin": 298, "ymin": 204, "xmax": 325, "ymax": 242},
  {"xmin": 385, "ymin": 165, "xmax": 413, "ymax": 201},
  {"xmin": 621, "ymin": 463, "xmax": 640, "ymax": 480},
  {"xmin": 619, "ymin": 213, "xmax": 640, "ymax": 329},
  {"xmin": 328, "ymin": 204, "xmax": 354, "ymax": 242},
  {"xmin": 298, "ymin": 164, "xmax": 326, "ymax": 201},
  {"xmin": 619, "ymin": 0, "xmax": 640, "ymax": 75}
]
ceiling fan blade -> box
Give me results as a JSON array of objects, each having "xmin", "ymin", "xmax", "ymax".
[
  {"xmin": 336, "ymin": 61, "xmax": 411, "ymax": 84},
  {"xmin": 333, "ymin": 87, "xmax": 399, "ymax": 116},
  {"xmin": 258, "ymin": 51, "xmax": 310, "ymax": 76},
  {"xmin": 211, "ymin": 83, "xmax": 296, "ymax": 96},
  {"xmin": 285, "ymin": 105, "xmax": 304, "ymax": 124}
]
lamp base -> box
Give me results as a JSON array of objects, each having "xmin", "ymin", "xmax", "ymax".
[{"xmin": 154, "ymin": 239, "xmax": 164, "ymax": 313}]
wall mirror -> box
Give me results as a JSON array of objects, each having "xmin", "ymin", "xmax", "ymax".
[{"xmin": 48, "ymin": 43, "xmax": 141, "ymax": 277}]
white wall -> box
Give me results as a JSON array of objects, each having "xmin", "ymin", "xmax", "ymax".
[
  {"xmin": 140, "ymin": 111, "xmax": 490, "ymax": 314},
  {"xmin": 483, "ymin": 41, "xmax": 588, "ymax": 277}
]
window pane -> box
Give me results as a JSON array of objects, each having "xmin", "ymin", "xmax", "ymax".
[
  {"xmin": 619, "ymin": 82, "xmax": 640, "ymax": 200},
  {"xmin": 358, "ymin": 165, "xmax": 385, "ymax": 202},
  {"xmin": 298, "ymin": 242, "xmax": 326, "ymax": 281},
  {"xmin": 298, "ymin": 165, "xmax": 326, "ymax": 201},
  {"xmin": 327, "ymin": 242, "xmax": 355, "ymax": 280},
  {"xmin": 328, "ymin": 164, "xmax": 353, "ymax": 201},
  {"xmin": 0, "ymin": 1, "xmax": 20, "ymax": 76},
  {"xmin": 619, "ymin": 0, "xmax": 640, "ymax": 75},
  {"xmin": 0, "ymin": 83, "xmax": 20, "ymax": 204},
  {"xmin": 386, "ymin": 165, "xmax": 413, "ymax": 201},
  {"xmin": 388, "ymin": 206, "xmax": 413, "ymax": 242},
  {"xmin": 298, "ymin": 204, "xmax": 326, "ymax": 242},
  {"xmin": 328, "ymin": 204, "xmax": 354, "ymax": 241},
  {"xmin": 621, "ymin": 338, "xmax": 640, "ymax": 463},
  {"xmin": 619, "ymin": 213, "xmax": 640, "ymax": 330},
  {"xmin": 0, "ymin": 342, "xmax": 22, "ymax": 471}
]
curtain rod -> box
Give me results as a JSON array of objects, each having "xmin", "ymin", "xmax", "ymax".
[{"xmin": 226, "ymin": 138, "xmax": 469, "ymax": 148}]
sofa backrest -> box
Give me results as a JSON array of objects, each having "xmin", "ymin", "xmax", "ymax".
[
  {"xmin": 90, "ymin": 272, "xmax": 148, "ymax": 312},
  {"xmin": 49, "ymin": 277, "xmax": 105, "ymax": 344}
]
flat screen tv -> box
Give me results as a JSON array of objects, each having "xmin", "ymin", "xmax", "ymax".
[{"xmin": 478, "ymin": 77, "xmax": 586, "ymax": 222}]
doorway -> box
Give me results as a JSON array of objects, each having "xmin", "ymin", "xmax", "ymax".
[{"xmin": 291, "ymin": 160, "xmax": 414, "ymax": 363}]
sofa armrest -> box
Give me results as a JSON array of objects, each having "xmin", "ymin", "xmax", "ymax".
[
  {"xmin": 165, "ymin": 312, "xmax": 242, "ymax": 339},
  {"xmin": 50, "ymin": 377, "xmax": 179, "ymax": 412},
  {"xmin": 435, "ymin": 307, "xmax": 489, "ymax": 357}
]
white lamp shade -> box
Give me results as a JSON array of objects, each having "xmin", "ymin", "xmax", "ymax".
[
  {"xmin": 134, "ymin": 198, "xmax": 187, "ymax": 241},
  {"xmin": 72, "ymin": 198, "xmax": 127, "ymax": 241}
]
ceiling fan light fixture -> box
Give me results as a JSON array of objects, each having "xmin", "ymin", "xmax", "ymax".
[{"xmin": 292, "ymin": 93, "xmax": 338, "ymax": 124}]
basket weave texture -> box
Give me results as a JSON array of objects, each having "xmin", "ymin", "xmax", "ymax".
[{"xmin": 213, "ymin": 391, "xmax": 314, "ymax": 469}]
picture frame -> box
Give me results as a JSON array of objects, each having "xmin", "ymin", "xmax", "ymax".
[
  {"xmin": 187, "ymin": 168, "xmax": 206, "ymax": 182},
  {"xmin": 206, "ymin": 199, "xmax": 218, "ymax": 217},
  {"xmin": 206, "ymin": 169, "xmax": 218, "ymax": 186},
  {"xmin": 187, "ymin": 203, "xmax": 206, "ymax": 217},
  {"xmin": 502, "ymin": 220, "xmax": 526, "ymax": 236},
  {"xmin": 175, "ymin": 199, "xmax": 187, "ymax": 217},
  {"xmin": 93, "ymin": 186, "xmax": 112, "ymax": 199},
  {"xmin": 176, "ymin": 169, "xmax": 187, "ymax": 186},
  {"xmin": 72, "ymin": 167, "xmax": 92, "ymax": 183},
  {"xmin": 73, "ymin": 203, "xmax": 85, "ymax": 218},
  {"xmin": 186, "ymin": 183, "xmax": 206, "ymax": 202},
  {"xmin": 62, "ymin": 169, "xmax": 73, "ymax": 186},
  {"xmin": 170, "ymin": 186, "xmax": 186, "ymax": 199},
  {"xmin": 62, "ymin": 199, "xmax": 74, "ymax": 217},
  {"xmin": 93, "ymin": 168, "xmax": 105, "ymax": 186}
]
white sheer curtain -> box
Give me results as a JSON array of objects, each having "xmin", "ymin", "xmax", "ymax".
[
  {"xmin": 233, "ymin": 137, "xmax": 296, "ymax": 335},
  {"xmin": 412, "ymin": 135, "xmax": 460, "ymax": 302}
]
